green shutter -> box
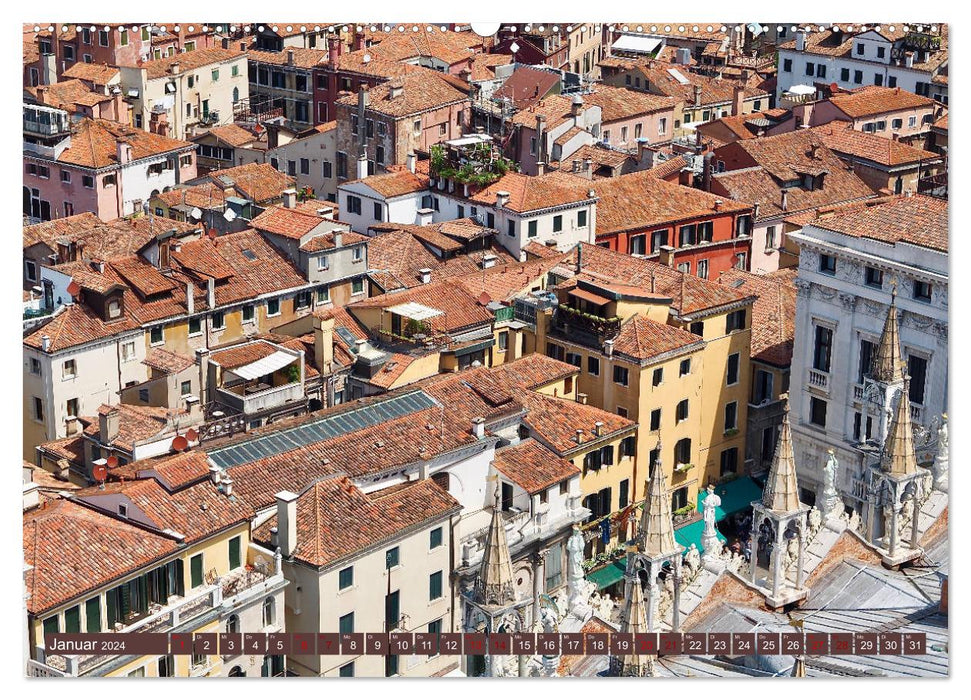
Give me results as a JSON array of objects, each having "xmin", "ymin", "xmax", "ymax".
[
  {"xmin": 64, "ymin": 605, "xmax": 81, "ymax": 633},
  {"xmin": 85, "ymin": 598, "xmax": 101, "ymax": 632},
  {"xmin": 42, "ymin": 616, "xmax": 59, "ymax": 637},
  {"xmin": 190, "ymin": 554, "xmax": 203, "ymax": 588},
  {"xmin": 229, "ymin": 536, "xmax": 241, "ymax": 570},
  {"xmin": 106, "ymin": 588, "xmax": 118, "ymax": 627}
]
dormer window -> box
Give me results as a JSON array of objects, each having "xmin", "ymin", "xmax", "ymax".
[
  {"xmin": 107, "ymin": 298, "xmax": 123, "ymax": 320},
  {"xmin": 118, "ymin": 504, "xmax": 128, "ymax": 518}
]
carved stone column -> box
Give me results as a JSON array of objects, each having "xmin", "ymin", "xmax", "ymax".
[{"xmin": 771, "ymin": 526, "xmax": 784, "ymax": 599}]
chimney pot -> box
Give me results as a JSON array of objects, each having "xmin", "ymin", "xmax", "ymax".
[
  {"xmin": 282, "ymin": 189, "xmax": 298, "ymax": 209},
  {"xmin": 275, "ymin": 490, "xmax": 299, "ymax": 557},
  {"xmin": 471, "ymin": 417, "xmax": 486, "ymax": 439},
  {"xmin": 419, "ymin": 268, "xmax": 432, "ymax": 284}
]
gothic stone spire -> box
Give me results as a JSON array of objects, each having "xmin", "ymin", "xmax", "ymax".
[
  {"xmin": 882, "ymin": 376, "xmax": 919, "ymax": 478},
  {"xmin": 763, "ymin": 395, "xmax": 801, "ymax": 513},
  {"xmin": 640, "ymin": 440, "xmax": 679, "ymax": 558},
  {"xmin": 477, "ymin": 482, "xmax": 516, "ymax": 606},
  {"xmin": 617, "ymin": 572, "xmax": 654, "ymax": 676},
  {"xmin": 872, "ymin": 283, "xmax": 904, "ymax": 383}
]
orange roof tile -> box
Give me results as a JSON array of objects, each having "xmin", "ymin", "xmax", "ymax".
[
  {"xmin": 581, "ymin": 84, "xmax": 676, "ymax": 122},
  {"xmin": 493, "ymin": 439, "xmax": 580, "ymax": 494},
  {"xmin": 206, "ymin": 162, "xmax": 296, "ymax": 203},
  {"xmin": 810, "ymin": 123, "xmax": 941, "ymax": 167},
  {"xmin": 717, "ymin": 268, "xmax": 796, "ymax": 366},
  {"xmin": 519, "ymin": 392, "xmax": 635, "ymax": 454},
  {"xmin": 829, "ymin": 85, "xmax": 937, "ymax": 119},
  {"xmin": 135, "ymin": 47, "xmax": 245, "ymax": 78},
  {"xmin": 468, "ymin": 171, "xmax": 597, "ymax": 213},
  {"xmin": 343, "ymin": 168, "xmax": 429, "ymax": 198},
  {"xmin": 337, "ymin": 68, "xmax": 468, "ymax": 117},
  {"xmin": 51, "ymin": 118, "xmax": 193, "ymax": 169}
]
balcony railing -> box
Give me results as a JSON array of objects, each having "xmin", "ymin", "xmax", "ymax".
[
  {"xmin": 911, "ymin": 403, "xmax": 924, "ymax": 424},
  {"xmin": 553, "ymin": 305, "xmax": 622, "ymax": 340},
  {"xmin": 216, "ymin": 381, "xmax": 304, "ymax": 415},
  {"xmin": 853, "ymin": 384, "xmax": 864, "ymax": 401},
  {"xmin": 807, "ymin": 368, "xmax": 829, "ymax": 391}
]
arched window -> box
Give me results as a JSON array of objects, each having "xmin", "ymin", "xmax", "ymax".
[
  {"xmin": 262, "ymin": 597, "xmax": 275, "ymax": 627},
  {"xmin": 226, "ymin": 614, "xmax": 239, "ymax": 634},
  {"xmin": 229, "ymin": 666, "xmax": 245, "ymax": 677}
]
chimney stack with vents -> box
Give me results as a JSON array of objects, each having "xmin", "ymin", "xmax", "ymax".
[
  {"xmin": 419, "ymin": 268, "xmax": 432, "ymax": 284},
  {"xmin": 659, "ymin": 245, "xmax": 676, "ymax": 268},
  {"xmin": 282, "ymin": 188, "xmax": 298, "ymax": 209},
  {"xmin": 471, "ymin": 417, "xmax": 485, "ymax": 439},
  {"xmin": 406, "ymin": 152, "xmax": 416, "ymax": 173}
]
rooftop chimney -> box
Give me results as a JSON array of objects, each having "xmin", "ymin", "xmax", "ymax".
[
  {"xmin": 41, "ymin": 334, "xmax": 51, "ymax": 352},
  {"xmin": 357, "ymin": 149, "xmax": 368, "ymax": 180},
  {"xmin": 221, "ymin": 477, "xmax": 234, "ymax": 497},
  {"xmin": 287, "ymin": 49, "xmax": 295, "ymax": 66},
  {"xmin": 419, "ymin": 268, "xmax": 432, "ymax": 284},
  {"xmin": 207, "ymin": 277, "xmax": 216, "ymax": 309},
  {"xmin": 275, "ymin": 490, "xmax": 299, "ymax": 557},
  {"xmin": 169, "ymin": 61, "xmax": 181, "ymax": 75},
  {"xmin": 575, "ymin": 429, "xmax": 584, "ymax": 444},
  {"xmin": 658, "ymin": 245, "xmax": 676, "ymax": 268},
  {"xmin": 571, "ymin": 94, "xmax": 583, "ymax": 117},
  {"xmin": 389, "ymin": 81, "xmax": 404, "ymax": 100},
  {"xmin": 35, "ymin": 85, "xmax": 48, "ymax": 105},
  {"xmin": 536, "ymin": 161, "xmax": 546, "ymax": 176},
  {"xmin": 603, "ymin": 339, "xmax": 614, "ymax": 357},
  {"xmin": 333, "ymin": 231, "xmax": 343, "ymax": 247},
  {"xmin": 495, "ymin": 191, "xmax": 510, "ymax": 208},
  {"xmin": 732, "ymin": 84, "xmax": 745, "ymax": 117},
  {"xmin": 713, "ymin": 199, "xmax": 722, "ymax": 212},
  {"xmin": 186, "ymin": 281, "xmax": 195, "ymax": 315},
  {"xmin": 328, "ymin": 37, "xmax": 340, "ymax": 64},
  {"xmin": 594, "ymin": 421, "xmax": 604, "ymax": 436},
  {"xmin": 781, "ymin": 188, "xmax": 790, "ymax": 211},
  {"xmin": 415, "ymin": 208, "xmax": 434, "ymax": 226},
  {"xmin": 208, "ymin": 465, "xmax": 222, "ymax": 484},
  {"xmin": 100, "ymin": 407, "xmax": 121, "ymax": 444},
  {"xmin": 795, "ymin": 30, "xmax": 806, "ymax": 52},
  {"xmin": 481, "ymin": 254, "xmax": 497, "ymax": 269},
  {"xmin": 471, "ymin": 417, "xmax": 486, "ymax": 439},
  {"xmin": 282, "ymin": 188, "xmax": 298, "ymax": 209},
  {"xmin": 116, "ymin": 139, "xmax": 132, "ymax": 165},
  {"xmin": 693, "ymin": 84, "xmax": 703, "ymax": 107},
  {"xmin": 905, "ymin": 51, "xmax": 915, "ymax": 68},
  {"xmin": 406, "ymin": 152, "xmax": 416, "ymax": 173}
]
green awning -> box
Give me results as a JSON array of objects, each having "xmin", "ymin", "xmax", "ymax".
[
  {"xmin": 695, "ymin": 476, "xmax": 763, "ymax": 520},
  {"xmin": 587, "ymin": 560, "xmax": 626, "ymax": 590},
  {"xmin": 675, "ymin": 518, "xmax": 726, "ymax": 554}
]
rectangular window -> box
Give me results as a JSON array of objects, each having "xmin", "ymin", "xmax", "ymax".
[
  {"xmin": 913, "ymin": 281, "xmax": 932, "ymax": 302},
  {"xmin": 188, "ymin": 317, "xmax": 202, "ymax": 336},
  {"xmin": 82, "ymin": 175, "xmax": 94, "ymax": 189},
  {"xmin": 888, "ymin": 76, "xmax": 897, "ymax": 88},
  {"xmin": 724, "ymin": 401, "xmax": 738, "ymax": 431},
  {"xmin": 727, "ymin": 353, "xmax": 740, "ymax": 385},
  {"xmin": 854, "ymin": 70, "xmax": 863, "ymax": 84},
  {"xmin": 339, "ymin": 566, "xmax": 354, "ymax": 590},
  {"xmin": 874, "ymin": 73, "xmax": 884, "ymax": 87},
  {"xmin": 429, "ymin": 527, "xmax": 443, "ymax": 549},
  {"xmin": 386, "ymin": 547, "xmax": 399, "ymax": 569},
  {"xmin": 507, "ymin": 220, "xmax": 515, "ymax": 237},
  {"xmin": 891, "ymin": 118, "xmax": 903, "ymax": 130},
  {"xmin": 809, "ymin": 397, "xmax": 827, "ymax": 428},
  {"xmin": 346, "ymin": 195, "xmax": 362, "ymax": 215},
  {"xmin": 697, "ymin": 259, "xmax": 709, "ymax": 279},
  {"xmin": 817, "ymin": 64, "xmax": 826, "ymax": 78},
  {"xmin": 29, "ymin": 357, "xmax": 41, "ymax": 375},
  {"xmin": 754, "ymin": 369, "xmax": 774, "ymax": 404},
  {"xmin": 577, "ymin": 210, "xmax": 587, "ymax": 227},
  {"xmin": 858, "ymin": 338, "xmax": 876, "ymax": 384},
  {"xmin": 720, "ymin": 447, "xmax": 738, "ymax": 476},
  {"xmin": 352, "ymin": 278, "xmax": 365, "ymax": 295},
  {"xmin": 85, "ymin": 598, "xmax": 101, "ymax": 632},
  {"xmin": 190, "ymin": 553, "xmax": 204, "ymax": 588},
  {"xmin": 819, "ymin": 254, "xmax": 837, "ymax": 274},
  {"xmin": 339, "ymin": 612, "xmax": 355, "ymax": 634},
  {"xmin": 429, "ymin": 571, "xmax": 443, "ymax": 600},
  {"xmin": 865, "ymin": 266, "xmax": 883, "ymax": 288},
  {"xmin": 676, "ymin": 399, "xmax": 689, "ymax": 422},
  {"xmin": 679, "ymin": 224, "xmax": 697, "ymax": 247},
  {"xmin": 813, "ymin": 325, "xmax": 833, "ymax": 373},
  {"xmin": 242, "ymin": 304, "xmax": 255, "ymax": 322},
  {"xmin": 266, "ymin": 298, "xmax": 280, "ymax": 316},
  {"xmin": 841, "ymin": 67, "xmax": 850, "ymax": 82},
  {"xmin": 650, "ymin": 409, "xmax": 661, "ymax": 431},
  {"xmin": 373, "ymin": 201, "xmax": 382, "ymax": 220},
  {"xmin": 783, "ymin": 58, "xmax": 792, "ymax": 72},
  {"xmin": 630, "ymin": 234, "xmax": 646, "ymax": 255},
  {"xmin": 229, "ymin": 536, "xmax": 241, "ymax": 570},
  {"xmin": 64, "ymin": 605, "xmax": 81, "ymax": 633},
  {"xmin": 63, "ymin": 359, "xmax": 76, "ymax": 379},
  {"xmin": 613, "ymin": 365, "xmax": 629, "ymax": 386},
  {"xmin": 679, "ymin": 358, "xmax": 691, "ymax": 376},
  {"xmin": 43, "ymin": 616, "xmax": 59, "ymax": 637},
  {"xmin": 726, "ymin": 309, "xmax": 746, "ymax": 332},
  {"xmin": 211, "ymin": 311, "xmax": 225, "ymax": 330},
  {"xmin": 317, "ymin": 286, "xmax": 331, "ymax": 304},
  {"xmin": 181, "ymin": 380, "xmax": 192, "ymax": 397},
  {"xmin": 619, "ymin": 436, "xmax": 636, "ymax": 459},
  {"xmin": 587, "ymin": 356, "xmax": 600, "ymax": 376},
  {"xmin": 908, "ymin": 354, "xmax": 928, "ymax": 405},
  {"xmin": 805, "ymin": 62, "xmax": 815, "ymax": 76},
  {"xmin": 565, "ymin": 352, "xmax": 582, "ymax": 368}
]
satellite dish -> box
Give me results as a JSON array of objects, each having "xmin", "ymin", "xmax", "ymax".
[
  {"xmin": 186, "ymin": 428, "xmax": 199, "ymax": 442},
  {"xmin": 92, "ymin": 464, "xmax": 107, "ymax": 482},
  {"xmin": 106, "ymin": 455, "xmax": 119, "ymax": 468},
  {"xmin": 223, "ymin": 207, "xmax": 237, "ymax": 222},
  {"xmin": 172, "ymin": 435, "xmax": 189, "ymax": 451},
  {"xmin": 362, "ymin": 53, "xmax": 371, "ymax": 64},
  {"xmin": 190, "ymin": 207, "xmax": 203, "ymax": 220}
]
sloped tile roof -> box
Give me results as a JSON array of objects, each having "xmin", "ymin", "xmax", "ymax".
[
  {"xmin": 196, "ymin": 124, "xmax": 258, "ymax": 148},
  {"xmin": 350, "ymin": 278, "xmax": 493, "ymax": 333},
  {"xmin": 62, "ymin": 62, "xmax": 119, "ymax": 84},
  {"xmin": 251, "ymin": 476, "xmax": 459, "ymax": 567},
  {"xmin": 593, "ymin": 169, "xmax": 750, "ymax": 236},
  {"xmin": 467, "ymin": 171, "xmax": 597, "ymax": 213},
  {"xmin": 581, "ymin": 84, "xmax": 676, "ymax": 122},
  {"xmin": 52, "ymin": 118, "xmax": 193, "ymax": 168},
  {"xmin": 717, "ymin": 268, "xmax": 796, "ymax": 367},
  {"xmin": 136, "ymin": 47, "xmax": 245, "ymax": 78},
  {"xmin": 143, "ymin": 347, "xmax": 195, "ymax": 374},
  {"xmin": 612, "ymin": 315, "xmax": 704, "ymax": 361},
  {"xmin": 810, "ymin": 123, "xmax": 941, "ymax": 167},
  {"xmin": 343, "ymin": 167, "xmax": 429, "ymax": 198},
  {"xmin": 494, "ymin": 67, "xmax": 561, "ymax": 109},
  {"xmin": 206, "ymin": 162, "xmax": 296, "ymax": 203},
  {"xmin": 336, "ymin": 67, "xmax": 468, "ymax": 117},
  {"xmin": 519, "ymin": 391, "xmax": 635, "ymax": 454},
  {"xmin": 493, "ymin": 438, "xmax": 580, "ymax": 494}
]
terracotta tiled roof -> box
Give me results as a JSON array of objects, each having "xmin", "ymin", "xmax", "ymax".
[
  {"xmin": 593, "ymin": 169, "xmax": 750, "ymax": 237},
  {"xmin": 135, "ymin": 47, "xmax": 245, "ymax": 78},
  {"xmin": 799, "ymin": 194, "xmax": 947, "ymax": 253},
  {"xmin": 23, "ymin": 302, "xmax": 140, "ymax": 353},
  {"xmin": 143, "ymin": 347, "xmax": 195, "ymax": 374},
  {"xmin": 26, "ymin": 80, "xmax": 110, "ymax": 112},
  {"xmin": 611, "ymin": 315, "xmax": 704, "ymax": 361},
  {"xmin": 717, "ymin": 268, "xmax": 796, "ymax": 367},
  {"xmin": 933, "ymin": 113, "xmax": 948, "ymax": 131},
  {"xmin": 35, "ymin": 434, "xmax": 86, "ymax": 466},
  {"xmin": 469, "ymin": 52, "xmax": 513, "ymax": 81},
  {"xmin": 209, "ymin": 339, "xmax": 284, "ymax": 370},
  {"xmin": 452, "ymin": 255, "xmax": 567, "ymax": 303},
  {"xmin": 83, "ymin": 403, "xmax": 187, "ymax": 453},
  {"xmin": 778, "ymin": 26, "xmax": 948, "ymax": 73},
  {"xmin": 467, "ymin": 171, "xmax": 597, "ymax": 213},
  {"xmin": 362, "ymin": 29, "xmax": 479, "ymax": 66},
  {"xmin": 336, "ymin": 68, "xmax": 468, "ymax": 117},
  {"xmin": 250, "ymin": 205, "xmax": 338, "ymax": 240},
  {"xmin": 523, "ymin": 241, "xmax": 568, "ymax": 259},
  {"xmin": 248, "ymin": 47, "xmax": 327, "ymax": 69},
  {"xmin": 633, "ymin": 61, "xmax": 769, "ymax": 106},
  {"xmin": 207, "ymin": 228, "xmax": 309, "ymax": 296},
  {"xmin": 155, "ymin": 182, "xmax": 228, "ymax": 210},
  {"xmin": 343, "ymin": 167, "xmax": 429, "ymax": 198},
  {"xmin": 62, "ymin": 62, "xmax": 119, "ymax": 84},
  {"xmin": 205, "ymin": 162, "xmax": 296, "ymax": 203},
  {"xmin": 24, "ymin": 499, "xmax": 178, "ymax": 614},
  {"xmin": 829, "ymin": 85, "xmax": 937, "ymax": 119},
  {"xmin": 350, "ymin": 279, "xmax": 493, "ymax": 333},
  {"xmin": 481, "ymin": 354, "xmax": 578, "ymax": 392},
  {"xmin": 110, "ymin": 450, "xmax": 212, "ymax": 491},
  {"xmin": 50, "ymin": 118, "xmax": 193, "ymax": 168},
  {"xmin": 333, "ymin": 51, "xmax": 418, "ymax": 80},
  {"xmin": 645, "ymin": 155, "xmax": 689, "ymax": 180},
  {"xmin": 568, "ymin": 242, "xmax": 753, "ymax": 316},
  {"xmin": 298, "ymin": 229, "xmax": 367, "ymax": 252},
  {"xmin": 519, "ymin": 391, "xmax": 635, "ymax": 454},
  {"xmin": 509, "ymin": 94, "xmax": 575, "ymax": 130},
  {"xmin": 711, "ymin": 130, "xmax": 877, "ymax": 219},
  {"xmin": 494, "ymin": 67, "xmax": 561, "ymax": 109},
  {"xmin": 75, "ymin": 477, "xmax": 253, "ymax": 543},
  {"xmin": 553, "ymin": 125, "xmax": 586, "ymax": 147},
  {"xmin": 196, "ymin": 124, "xmax": 258, "ymax": 148},
  {"xmin": 366, "ymin": 353, "xmax": 419, "ymax": 389},
  {"xmin": 566, "ymin": 143, "xmax": 633, "ymax": 171},
  {"xmin": 810, "ymin": 123, "xmax": 941, "ymax": 167},
  {"xmin": 493, "ymin": 439, "xmax": 579, "ymax": 494},
  {"xmin": 252, "ymin": 476, "xmax": 459, "ymax": 567},
  {"xmin": 581, "ymin": 84, "xmax": 676, "ymax": 122}
]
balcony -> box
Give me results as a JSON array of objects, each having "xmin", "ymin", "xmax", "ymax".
[
  {"xmin": 853, "ymin": 384, "xmax": 864, "ymax": 401},
  {"xmin": 807, "ymin": 368, "xmax": 829, "ymax": 392},
  {"xmin": 551, "ymin": 305, "xmax": 622, "ymax": 347},
  {"xmin": 216, "ymin": 380, "xmax": 304, "ymax": 415},
  {"xmin": 911, "ymin": 403, "xmax": 924, "ymax": 424}
]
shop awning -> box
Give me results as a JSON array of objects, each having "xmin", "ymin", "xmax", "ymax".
[
  {"xmin": 695, "ymin": 476, "xmax": 763, "ymax": 521},
  {"xmin": 675, "ymin": 518, "xmax": 726, "ymax": 555},
  {"xmin": 228, "ymin": 350, "xmax": 297, "ymax": 381},
  {"xmin": 587, "ymin": 559, "xmax": 627, "ymax": 590}
]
